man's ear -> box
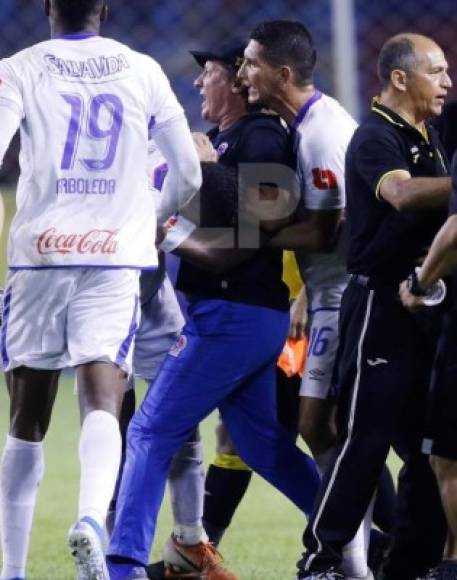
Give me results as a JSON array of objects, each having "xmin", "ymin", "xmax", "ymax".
[
  {"xmin": 390, "ymin": 69, "xmax": 408, "ymax": 93},
  {"xmin": 279, "ymin": 65, "xmax": 292, "ymax": 88}
]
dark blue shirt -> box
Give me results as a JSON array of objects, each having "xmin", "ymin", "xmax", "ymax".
[{"xmin": 177, "ymin": 113, "xmax": 294, "ymax": 311}]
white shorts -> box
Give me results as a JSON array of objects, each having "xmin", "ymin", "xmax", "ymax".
[
  {"xmin": 300, "ymin": 307, "xmax": 340, "ymax": 399},
  {"xmin": 1, "ymin": 268, "xmax": 140, "ymax": 373}
]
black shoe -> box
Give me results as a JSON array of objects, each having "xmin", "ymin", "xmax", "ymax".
[
  {"xmin": 368, "ymin": 529, "xmax": 392, "ymax": 578},
  {"xmin": 296, "ymin": 550, "xmax": 345, "ymax": 579},
  {"xmin": 145, "ymin": 560, "xmax": 165, "ymax": 580},
  {"xmin": 297, "ymin": 568, "xmax": 345, "ymax": 579},
  {"xmin": 423, "ymin": 560, "xmax": 457, "ymax": 579}
]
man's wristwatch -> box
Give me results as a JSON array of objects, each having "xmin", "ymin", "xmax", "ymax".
[
  {"xmin": 407, "ymin": 268, "xmax": 447, "ymax": 306},
  {"xmin": 407, "ymin": 269, "xmax": 427, "ymax": 297}
]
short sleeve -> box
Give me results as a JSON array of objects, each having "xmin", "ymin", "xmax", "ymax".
[
  {"xmin": 146, "ymin": 59, "xmax": 184, "ymax": 130},
  {"xmin": 298, "ymin": 134, "xmax": 347, "ymax": 210},
  {"xmin": 353, "ymin": 130, "xmax": 410, "ymax": 199}
]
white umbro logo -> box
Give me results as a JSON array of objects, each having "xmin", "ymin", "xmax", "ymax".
[{"xmin": 367, "ymin": 358, "xmax": 388, "ymax": 366}]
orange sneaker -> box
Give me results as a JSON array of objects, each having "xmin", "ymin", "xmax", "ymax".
[{"xmin": 163, "ymin": 535, "xmax": 238, "ymax": 579}]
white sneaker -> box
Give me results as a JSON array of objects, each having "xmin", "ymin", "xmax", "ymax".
[{"xmin": 68, "ymin": 517, "xmax": 109, "ymax": 580}]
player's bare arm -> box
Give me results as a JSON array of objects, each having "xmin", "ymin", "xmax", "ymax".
[
  {"xmin": 288, "ymin": 284, "xmax": 308, "ymax": 340},
  {"xmin": 379, "ymin": 171, "xmax": 451, "ymax": 210},
  {"xmin": 173, "ymin": 229, "xmax": 254, "ymax": 274},
  {"xmin": 169, "ymin": 162, "xmax": 289, "ymax": 273},
  {"xmin": 400, "ymin": 213, "xmax": 457, "ymax": 309},
  {"xmin": 267, "ymin": 208, "xmax": 342, "ymax": 251}
]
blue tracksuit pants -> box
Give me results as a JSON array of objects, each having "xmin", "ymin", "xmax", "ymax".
[{"xmin": 108, "ymin": 299, "xmax": 319, "ymax": 563}]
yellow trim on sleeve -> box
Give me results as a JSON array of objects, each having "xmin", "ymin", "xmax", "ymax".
[
  {"xmin": 375, "ymin": 169, "xmax": 411, "ymax": 201},
  {"xmin": 213, "ymin": 453, "xmax": 252, "ymax": 472}
]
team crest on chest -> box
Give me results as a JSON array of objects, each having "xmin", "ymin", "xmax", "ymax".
[{"xmin": 217, "ymin": 142, "xmax": 228, "ymax": 157}]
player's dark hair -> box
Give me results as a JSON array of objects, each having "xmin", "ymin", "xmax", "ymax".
[
  {"xmin": 54, "ymin": 0, "xmax": 104, "ymax": 31},
  {"xmin": 250, "ymin": 20, "xmax": 316, "ymax": 86},
  {"xmin": 378, "ymin": 35, "xmax": 418, "ymax": 89}
]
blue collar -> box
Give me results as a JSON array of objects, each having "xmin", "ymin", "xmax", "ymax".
[
  {"xmin": 291, "ymin": 90, "xmax": 322, "ymax": 130},
  {"xmin": 55, "ymin": 32, "xmax": 98, "ymax": 40}
]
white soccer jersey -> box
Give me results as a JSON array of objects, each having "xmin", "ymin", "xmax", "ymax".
[
  {"xmin": 0, "ymin": 33, "xmax": 184, "ymax": 269},
  {"xmin": 294, "ymin": 91, "xmax": 357, "ymax": 307}
]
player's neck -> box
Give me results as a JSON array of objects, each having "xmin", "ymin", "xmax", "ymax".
[
  {"xmin": 270, "ymin": 85, "xmax": 316, "ymax": 126},
  {"xmin": 218, "ymin": 108, "xmax": 247, "ymax": 132},
  {"xmin": 378, "ymin": 93, "xmax": 426, "ymax": 133},
  {"xmin": 50, "ymin": 19, "xmax": 100, "ymax": 39}
]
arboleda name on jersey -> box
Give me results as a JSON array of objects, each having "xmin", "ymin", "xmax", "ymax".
[
  {"xmin": 44, "ymin": 53, "xmax": 130, "ymax": 80},
  {"xmin": 56, "ymin": 178, "xmax": 116, "ymax": 195}
]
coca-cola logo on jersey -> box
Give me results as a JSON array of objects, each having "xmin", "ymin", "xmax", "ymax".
[{"xmin": 37, "ymin": 228, "xmax": 119, "ymax": 255}]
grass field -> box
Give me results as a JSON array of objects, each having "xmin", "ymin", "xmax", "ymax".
[
  {"xmin": 0, "ymin": 189, "xmax": 402, "ymax": 579},
  {"xmin": 0, "ymin": 375, "xmax": 312, "ymax": 580}
]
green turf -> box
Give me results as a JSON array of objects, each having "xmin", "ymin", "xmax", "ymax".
[
  {"xmin": 0, "ymin": 375, "xmax": 307, "ymax": 579},
  {"xmin": 0, "ymin": 373, "xmax": 402, "ymax": 580}
]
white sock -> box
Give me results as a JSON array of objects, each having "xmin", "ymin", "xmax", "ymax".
[
  {"xmin": 363, "ymin": 494, "xmax": 376, "ymax": 556},
  {"xmin": 315, "ymin": 446, "xmax": 369, "ymax": 578},
  {"xmin": 0, "ymin": 435, "xmax": 44, "ymax": 580},
  {"xmin": 341, "ymin": 496, "xmax": 376, "ymax": 578},
  {"xmin": 78, "ymin": 410, "xmax": 121, "ymax": 530},
  {"xmin": 341, "ymin": 522, "xmax": 368, "ymax": 578},
  {"xmin": 314, "ymin": 448, "xmax": 335, "ymax": 478},
  {"xmin": 172, "ymin": 523, "xmax": 207, "ymax": 546},
  {"xmin": 169, "ymin": 440, "xmax": 207, "ymax": 545}
]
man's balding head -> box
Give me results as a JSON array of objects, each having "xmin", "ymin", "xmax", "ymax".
[
  {"xmin": 377, "ymin": 33, "xmax": 442, "ymax": 89},
  {"xmin": 377, "ymin": 33, "xmax": 451, "ymax": 121}
]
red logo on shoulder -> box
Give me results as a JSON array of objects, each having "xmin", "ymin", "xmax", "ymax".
[{"xmin": 312, "ymin": 168, "xmax": 338, "ymax": 190}]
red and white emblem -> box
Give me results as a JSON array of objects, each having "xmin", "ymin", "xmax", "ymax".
[
  {"xmin": 169, "ymin": 335, "xmax": 187, "ymax": 357},
  {"xmin": 37, "ymin": 228, "xmax": 119, "ymax": 255}
]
